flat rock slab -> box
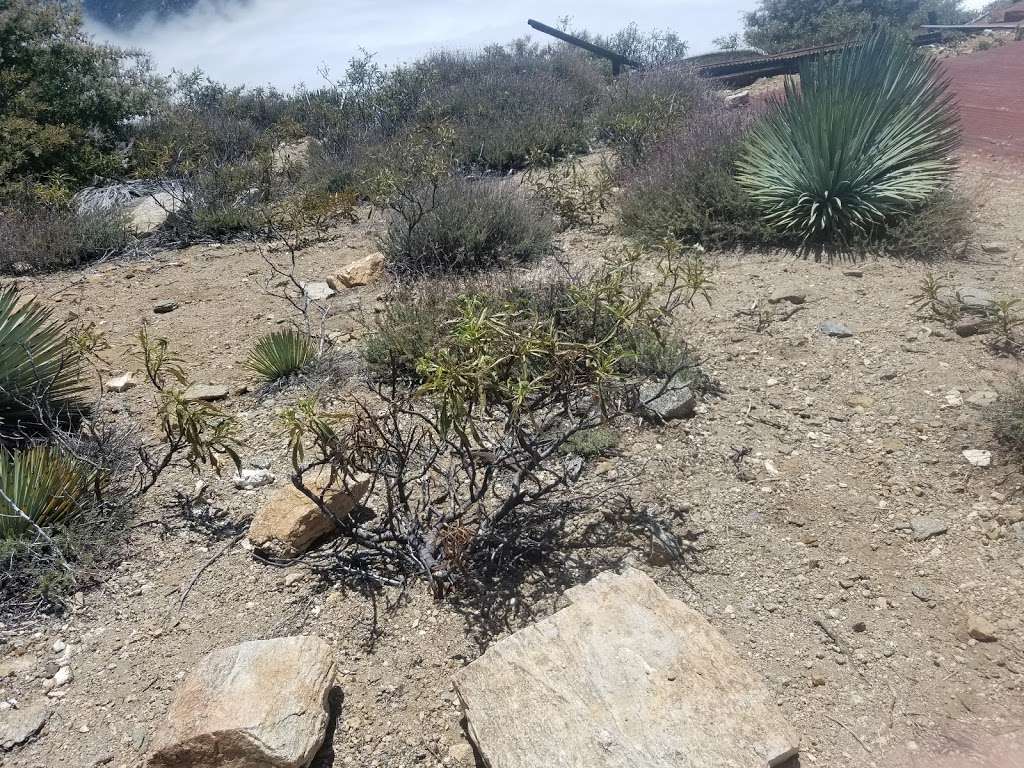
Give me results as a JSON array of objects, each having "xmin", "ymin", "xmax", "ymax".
[
  {"xmin": 149, "ymin": 636, "xmax": 336, "ymax": 768},
  {"xmin": 0, "ymin": 703, "xmax": 49, "ymax": 751},
  {"xmin": 454, "ymin": 568, "xmax": 798, "ymax": 768}
]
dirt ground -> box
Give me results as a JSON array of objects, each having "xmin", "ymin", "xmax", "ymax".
[{"xmin": 1, "ymin": 153, "xmax": 1023, "ymax": 768}]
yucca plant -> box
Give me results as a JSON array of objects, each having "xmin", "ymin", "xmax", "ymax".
[
  {"xmin": 0, "ymin": 285, "xmax": 88, "ymax": 441},
  {"xmin": 0, "ymin": 446, "xmax": 94, "ymax": 541},
  {"xmin": 736, "ymin": 31, "xmax": 960, "ymax": 244},
  {"xmin": 246, "ymin": 328, "xmax": 315, "ymax": 381}
]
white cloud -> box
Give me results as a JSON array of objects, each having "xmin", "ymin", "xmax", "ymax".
[{"xmin": 86, "ymin": 0, "xmax": 752, "ymax": 88}]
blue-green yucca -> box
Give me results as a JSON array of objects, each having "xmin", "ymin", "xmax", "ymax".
[
  {"xmin": 736, "ymin": 31, "xmax": 960, "ymax": 244},
  {"xmin": 0, "ymin": 446, "xmax": 93, "ymax": 541},
  {"xmin": 0, "ymin": 285, "xmax": 88, "ymax": 439},
  {"xmin": 246, "ymin": 329, "xmax": 315, "ymax": 381}
]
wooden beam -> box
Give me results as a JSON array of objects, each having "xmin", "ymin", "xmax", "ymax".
[{"xmin": 527, "ymin": 19, "xmax": 642, "ymax": 71}]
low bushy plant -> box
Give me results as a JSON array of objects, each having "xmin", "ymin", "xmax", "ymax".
[
  {"xmin": 381, "ymin": 178, "xmax": 554, "ymax": 277},
  {"xmin": 619, "ymin": 109, "xmax": 774, "ymax": 247},
  {"xmin": 0, "ymin": 196, "xmax": 130, "ymax": 273}
]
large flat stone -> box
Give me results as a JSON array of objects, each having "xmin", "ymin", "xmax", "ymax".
[
  {"xmin": 454, "ymin": 568, "xmax": 798, "ymax": 768},
  {"xmin": 148, "ymin": 636, "xmax": 336, "ymax": 768}
]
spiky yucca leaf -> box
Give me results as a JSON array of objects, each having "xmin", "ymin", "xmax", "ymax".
[
  {"xmin": 246, "ymin": 329, "xmax": 315, "ymax": 381},
  {"xmin": 0, "ymin": 446, "xmax": 94, "ymax": 541},
  {"xmin": 736, "ymin": 31, "xmax": 959, "ymax": 243},
  {"xmin": 0, "ymin": 285, "xmax": 88, "ymax": 438}
]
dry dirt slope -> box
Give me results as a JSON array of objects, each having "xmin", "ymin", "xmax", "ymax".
[{"xmin": 0, "ymin": 160, "xmax": 1023, "ymax": 768}]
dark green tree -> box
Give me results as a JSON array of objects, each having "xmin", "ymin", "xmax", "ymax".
[
  {"xmin": 743, "ymin": 0, "xmax": 968, "ymax": 53},
  {"xmin": 0, "ymin": 0, "xmax": 159, "ymax": 186}
]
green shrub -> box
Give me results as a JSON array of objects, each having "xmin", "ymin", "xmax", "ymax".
[
  {"xmin": 561, "ymin": 426, "xmax": 621, "ymax": 458},
  {"xmin": 0, "ymin": 196, "xmax": 131, "ymax": 272},
  {"xmin": 618, "ymin": 109, "xmax": 775, "ymax": 248},
  {"xmin": 0, "ymin": 445, "xmax": 93, "ymax": 542},
  {"xmin": 247, "ymin": 329, "xmax": 315, "ymax": 381},
  {"xmin": 366, "ymin": 244, "xmax": 710, "ymax": 391},
  {"xmin": 0, "ymin": 286, "xmax": 88, "ymax": 440},
  {"xmin": 0, "ymin": 1, "xmax": 158, "ymax": 186},
  {"xmin": 381, "ymin": 178, "xmax": 554, "ymax": 277},
  {"xmin": 163, "ymin": 162, "xmax": 267, "ymax": 242},
  {"xmin": 736, "ymin": 32, "xmax": 960, "ymax": 246}
]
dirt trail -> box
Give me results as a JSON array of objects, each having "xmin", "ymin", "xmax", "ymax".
[{"xmin": 1, "ymin": 161, "xmax": 1023, "ymax": 768}]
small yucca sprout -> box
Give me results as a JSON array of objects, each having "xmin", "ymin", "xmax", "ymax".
[
  {"xmin": 0, "ymin": 446, "xmax": 94, "ymax": 541},
  {"xmin": 246, "ymin": 329, "xmax": 315, "ymax": 382}
]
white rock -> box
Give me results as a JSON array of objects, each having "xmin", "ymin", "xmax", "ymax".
[
  {"xmin": 128, "ymin": 192, "xmax": 179, "ymax": 235},
  {"xmin": 52, "ymin": 666, "xmax": 72, "ymax": 688},
  {"xmin": 963, "ymin": 450, "xmax": 992, "ymax": 468},
  {"xmin": 233, "ymin": 468, "xmax": 276, "ymax": 491},
  {"xmin": 326, "ymin": 253, "xmax": 386, "ymax": 290},
  {"xmin": 302, "ymin": 281, "xmax": 335, "ymax": 301},
  {"xmin": 105, "ymin": 373, "xmax": 136, "ymax": 393}
]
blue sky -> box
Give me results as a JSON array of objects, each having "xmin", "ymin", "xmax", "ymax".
[{"xmin": 88, "ymin": 0, "xmax": 757, "ymax": 87}]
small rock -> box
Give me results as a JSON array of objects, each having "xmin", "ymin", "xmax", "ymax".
[
  {"xmin": 640, "ymin": 383, "xmax": 696, "ymax": 422},
  {"xmin": 846, "ymin": 394, "xmax": 874, "ymax": 409},
  {"xmin": 980, "ymin": 242, "xmax": 1009, "ymax": 254},
  {"xmin": 447, "ymin": 742, "xmax": 476, "ymax": 767},
  {"xmin": 52, "ymin": 666, "xmax": 73, "ymax": 688},
  {"xmin": 878, "ymin": 370, "xmax": 899, "ymax": 381},
  {"xmin": 724, "ymin": 90, "xmax": 750, "ymax": 106},
  {"xmin": 962, "ymin": 449, "xmax": 992, "ymax": 468},
  {"xmin": 153, "ymin": 300, "xmax": 179, "ymax": 314},
  {"xmin": 302, "ymin": 281, "xmax": 335, "ymax": 301},
  {"xmin": 182, "ymin": 383, "xmax": 229, "ymax": 403},
  {"xmin": 768, "ymin": 289, "xmax": 807, "ymax": 305},
  {"xmin": 327, "ymin": 253, "xmax": 386, "ymax": 290},
  {"xmin": 910, "ymin": 583, "xmax": 934, "ymax": 602},
  {"xmin": 966, "ymin": 613, "xmax": 998, "ymax": 642},
  {"xmin": 965, "ymin": 390, "xmax": 998, "ymax": 408},
  {"xmin": 938, "ymin": 286, "xmax": 996, "ymax": 315},
  {"xmin": 851, "ymin": 619, "xmax": 867, "ymax": 633},
  {"xmin": 283, "ymin": 572, "xmax": 305, "ymax": 588},
  {"xmin": 51, "ymin": 641, "xmax": 66, "ymax": 654},
  {"xmin": 910, "ymin": 517, "xmax": 948, "ymax": 541},
  {"xmin": 954, "ymin": 318, "xmax": 990, "ymax": 337},
  {"xmin": 0, "ymin": 703, "xmax": 49, "ymax": 750},
  {"xmin": 233, "ymin": 468, "xmax": 275, "ymax": 490},
  {"xmin": 819, "ymin": 320, "xmax": 854, "ymax": 338},
  {"xmin": 105, "ymin": 372, "xmax": 136, "ymax": 393},
  {"xmin": 842, "ymin": 270, "xmax": 864, "ymax": 278}
]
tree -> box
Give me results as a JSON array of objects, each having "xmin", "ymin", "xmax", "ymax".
[
  {"xmin": 743, "ymin": 0, "xmax": 968, "ymax": 53},
  {"xmin": 0, "ymin": 0, "xmax": 159, "ymax": 187}
]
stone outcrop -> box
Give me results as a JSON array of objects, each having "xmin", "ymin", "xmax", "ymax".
[
  {"xmin": 0, "ymin": 703, "xmax": 49, "ymax": 751},
  {"xmin": 454, "ymin": 568, "xmax": 799, "ymax": 768},
  {"xmin": 327, "ymin": 253, "xmax": 386, "ymax": 290},
  {"xmin": 148, "ymin": 636, "xmax": 336, "ymax": 768},
  {"xmin": 248, "ymin": 471, "xmax": 370, "ymax": 558}
]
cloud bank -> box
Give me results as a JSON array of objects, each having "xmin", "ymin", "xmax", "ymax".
[{"xmin": 86, "ymin": 0, "xmax": 753, "ymax": 88}]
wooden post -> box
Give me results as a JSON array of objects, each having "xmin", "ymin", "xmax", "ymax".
[{"xmin": 527, "ymin": 19, "xmax": 641, "ymax": 74}]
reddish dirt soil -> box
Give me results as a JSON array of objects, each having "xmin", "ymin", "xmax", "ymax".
[{"xmin": 943, "ymin": 41, "xmax": 1024, "ymax": 163}]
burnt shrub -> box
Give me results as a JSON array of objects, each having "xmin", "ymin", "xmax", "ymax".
[
  {"xmin": 618, "ymin": 108, "xmax": 775, "ymax": 248},
  {"xmin": 381, "ymin": 178, "xmax": 554, "ymax": 277}
]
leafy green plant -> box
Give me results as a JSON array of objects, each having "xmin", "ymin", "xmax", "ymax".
[
  {"xmin": 0, "ymin": 446, "xmax": 94, "ymax": 542},
  {"xmin": 0, "ymin": 285, "xmax": 88, "ymax": 440},
  {"xmin": 247, "ymin": 328, "xmax": 315, "ymax": 381},
  {"xmin": 988, "ymin": 298, "xmax": 1023, "ymax": 353},
  {"xmin": 737, "ymin": 32, "xmax": 960, "ymax": 245}
]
